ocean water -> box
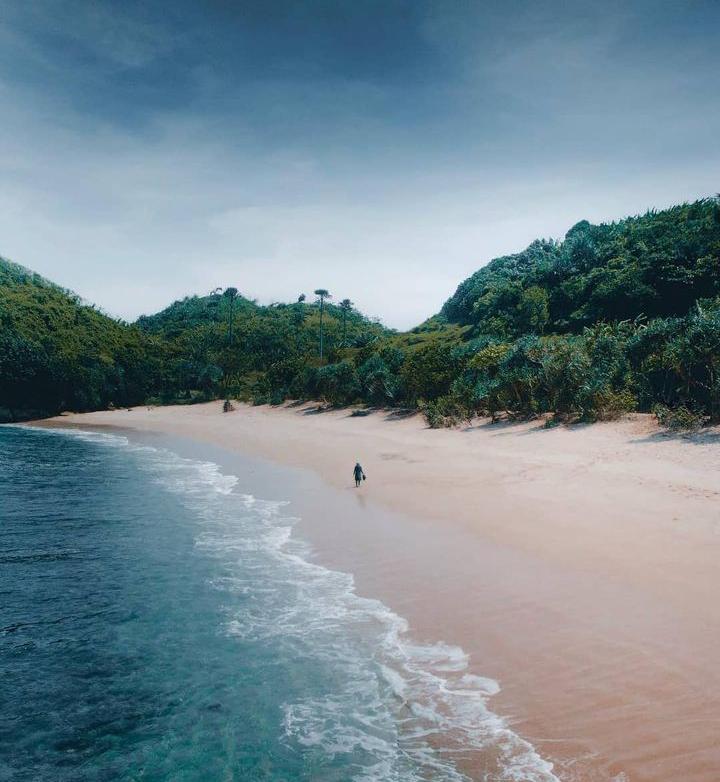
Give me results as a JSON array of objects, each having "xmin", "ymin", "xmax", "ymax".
[{"xmin": 0, "ymin": 426, "xmax": 558, "ymax": 782}]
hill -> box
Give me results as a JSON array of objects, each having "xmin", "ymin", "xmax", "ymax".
[
  {"xmin": 428, "ymin": 197, "xmax": 720, "ymax": 426},
  {"xmin": 442, "ymin": 198, "xmax": 720, "ymax": 334},
  {"xmin": 0, "ymin": 257, "xmax": 159, "ymax": 421},
  {"xmin": 136, "ymin": 291, "xmax": 392, "ymax": 404},
  {"xmin": 2, "ymin": 195, "xmax": 719, "ymax": 427},
  {"xmin": 0, "ymin": 258, "xmax": 60, "ymax": 289}
]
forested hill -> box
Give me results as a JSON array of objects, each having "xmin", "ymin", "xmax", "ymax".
[
  {"xmin": 0, "ymin": 257, "xmax": 64, "ymax": 289},
  {"xmin": 2, "ymin": 195, "xmax": 720, "ymax": 428},
  {"xmin": 0, "ymin": 256, "xmax": 157, "ymax": 420},
  {"xmin": 442, "ymin": 198, "xmax": 720, "ymax": 335},
  {"xmin": 136, "ymin": 292, "xmax": 258, "ymax": 334},
  {"xmin": 134, "ymin": 291, "xmax": 391, "ymax": 404},
  {"xmin": 0, "ymin": 263, "xmax": 391, "ymax": 421}
]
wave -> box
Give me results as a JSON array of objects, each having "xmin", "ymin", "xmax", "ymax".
[{"xmin": 32, "ymin": 425, "xmax": 559, "ymax": 782}]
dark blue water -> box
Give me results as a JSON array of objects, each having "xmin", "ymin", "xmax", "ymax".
[{"xmin": 0, "ymin": 426, "xmax": 556, "ymax": 782}]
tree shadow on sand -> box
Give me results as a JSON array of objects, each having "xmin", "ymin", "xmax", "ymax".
[
  {"xmin": 454, "ymin": 415, "xmax": 597, "ymax": 437},
  {"xmin": 630, "ymin": 427, "xmax": 720, "ymax": 446}
]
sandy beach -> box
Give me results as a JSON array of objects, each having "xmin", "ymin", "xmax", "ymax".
[{"xmin": 37, "ymin": 402, "xmax": 720, "ymax": 781}]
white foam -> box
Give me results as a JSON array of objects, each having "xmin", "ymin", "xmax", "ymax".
[
  {"xmin": 13, "ymin": 424, "xmax": 131, "ymax": 448},
  {"xmin": 37, "ymin": 425, "xmax": 561, "ymax": 782}
]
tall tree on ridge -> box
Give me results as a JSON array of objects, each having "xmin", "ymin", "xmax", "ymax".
[
  {"xmin": 339, "ymin": 298, "xmax": 353, "ymax": 345},
  {"xmin": 314, "ymin": 289, "xmax": 331, "ymax": 360},
  {"xmin": 224, "ymin": 287, "xmax": 239, "ymax": 344},
  {"xmin": 292, "ymin": 294, "xmax": 306, "ymax": 346}
]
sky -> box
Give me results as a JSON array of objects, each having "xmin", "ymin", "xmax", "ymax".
[{"xmin": 0, "ymin": 1, "xmax": 718, "ymax": 329}]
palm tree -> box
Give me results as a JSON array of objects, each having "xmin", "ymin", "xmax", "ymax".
[
  {"xmin": 223, "ymin": 287, "xmax": 239, "ymax": 344},
  {"xmin": 339, "ymin": 298, "xmax": 353, "ymax": 345},
  {"xmin": 314, "ymin": 289, "xmax": 331, "ymax": 360}
]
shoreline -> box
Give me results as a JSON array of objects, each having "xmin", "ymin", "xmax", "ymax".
[{"xmin": 33, "ymin": 402, "xmax": 720, "ymax": 781}]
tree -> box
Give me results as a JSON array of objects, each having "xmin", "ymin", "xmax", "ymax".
[
  {"xmin": 314, "ymin": 289, "xmax": 331, "ymax": 360},
  {"xmin": 339, "ymin": 298, "xmax": 353, "ymax": 344},
  {"xmin": 516, "ymin": 286, "xmax": 550, "ymax": 334},
  {"xmin": 664, "ymin": 304, "xmax": 720, "ymax": 421},
  {"xmin": 223, "ymin": 287, "xmax": 239, "ymax": 344}
]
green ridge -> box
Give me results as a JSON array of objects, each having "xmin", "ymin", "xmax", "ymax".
[{"xmin": 1, "ymin": 196, "xmax": 719, "ymax": 427}]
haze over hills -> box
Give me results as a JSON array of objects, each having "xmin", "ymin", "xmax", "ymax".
[{"xmin": 1, "ymin": 196, "xmax": 719, "ymax": 427}]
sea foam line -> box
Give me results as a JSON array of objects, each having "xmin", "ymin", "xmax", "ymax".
[{"xmin": 27, "ymin": 425, "xmax": 560, "ymax": 782}]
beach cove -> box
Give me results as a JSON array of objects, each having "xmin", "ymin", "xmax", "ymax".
[{"xmin": 34, "ymin": 402, "xmax": 720, "ymax": 781}]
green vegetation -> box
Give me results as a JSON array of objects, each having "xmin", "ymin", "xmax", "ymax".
[
  {"xmin": 0, "ymin": 258, "xmax": 159, "ymax": 422},
  {"xmin": 1, "ymin": 196, "xmax": 719, "ymax": 429},
  {"xmin": 433, "ymin": 197, "xmax": 720, "ymax": 428},
  {"xmin": 137, "ymin": 289, "xmax": 389, "ymax": 408},
  {"xmin": 442, "ymin": 199, "xmax": 720, "ymax": 331}
]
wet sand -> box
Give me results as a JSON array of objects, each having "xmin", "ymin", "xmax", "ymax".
[{"xmin": 37, "ymin": 402, "xmax": 720, "ymax": 781}]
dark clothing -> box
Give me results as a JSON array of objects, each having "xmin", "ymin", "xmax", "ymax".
[{"xmin": 353, "ymin": 464, "xmax": 365, "ymax": 487}]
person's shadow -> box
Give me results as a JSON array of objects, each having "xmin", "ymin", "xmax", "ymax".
[{"xmin": 353, "ymin": 488, "xmax": 368, "ymax": 510}]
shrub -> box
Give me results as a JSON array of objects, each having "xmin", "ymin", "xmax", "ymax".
[
  {"xmin": 584, "ymin": 389, "xmax": 637, "ymax": 421},
  {"xmin": 315, "ymin": 361, "xmax": 359, "ymax": 405},
  {"xmin": 653, "ymin": 404, "xmax": 705, "ymax": 431},
  {"xmin": 419, "ymin": 395, "xmax": 473, "ymax": 429},
  {"xmin": 358, "ymin": 354, "xmax": 397, "ymax": 405},
  {"xmin": 401, "ymin": 342, "xmax": 462, "ymax": 404},
  {"xmin": 268, "ymin": 388, "xmax": 287, "ymax": 406},
  {"xmin": 492, "ymin": 335, "xmax": 544, "ymax": 418}
]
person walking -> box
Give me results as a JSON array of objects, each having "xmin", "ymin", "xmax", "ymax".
[{"xmin": 353, "ymin": 462, "xmax": 366, "ymax": 487}]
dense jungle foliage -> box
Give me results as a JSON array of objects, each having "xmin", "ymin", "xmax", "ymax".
[
  {"xmin": 0, "ymin": 259, "xmax": 159, "ymax": 421},
  {"xmin": 1, "ymin": 196, "xmax": 719, "ymax": 428},
  {"xmin": 432, "ymin": 197, "xmax": 720, "ymax": 428},
  {"xmin": 136, "ymin": 290, "xmax": 391, "ymax": 405}
]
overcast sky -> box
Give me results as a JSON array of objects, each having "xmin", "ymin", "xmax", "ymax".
[{"xmin": 0, "ymin": 1, "xmax": 718, "ymax": 328}]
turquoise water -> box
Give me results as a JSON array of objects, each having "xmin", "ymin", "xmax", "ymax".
[{"xmin": 0, "ymin": 426, "xmax": 557, "ymax": 781}]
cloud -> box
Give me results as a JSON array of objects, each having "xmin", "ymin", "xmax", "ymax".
[
  {"xmin": 3, "ymin": 1, "xmax": 177, "ymax": 69},
  {"xmin": 0, "ymin": 0, "xmax": 718, "ymax": 329}
]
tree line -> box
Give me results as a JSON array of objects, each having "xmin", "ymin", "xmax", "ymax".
[{"xmin": 1, "ymin": 196, "xmax": 719, "ymax": 429}]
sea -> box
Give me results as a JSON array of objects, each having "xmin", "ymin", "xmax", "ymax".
[{"xmin": 0, "ymin": 425, "xmax": 558, "ymax": 782}]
